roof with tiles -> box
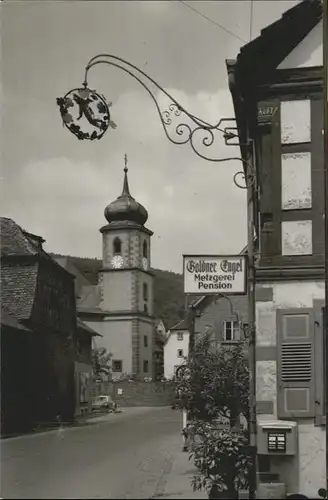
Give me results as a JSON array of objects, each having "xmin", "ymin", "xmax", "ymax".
[
  {"xmin": 170, "ymin": 317, "xmax": 190, "ymax": 331},
  {"xmin": 0, "ymin": 218, "xmax": 42, "ymax": 256},
  {"xmin": 1, "ymin": 306, "xmax": 31, "ymax": 331},
  {"xmin": 0, "ymin": 218, "xmax": 43, "ymax": 321},
  {"xmin": 77, "ymin": 317, "xmax": 102, "ymax": 337},
  {"xmin": 1, "ymin": 260, "xmax": 39, "ymax": 320}
]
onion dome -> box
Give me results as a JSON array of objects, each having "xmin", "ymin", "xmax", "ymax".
[{"xmin": 104, "ymin": 155, "xmax": 148, "ymax": 226}]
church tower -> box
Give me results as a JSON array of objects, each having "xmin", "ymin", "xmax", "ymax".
[{"xmin": 99, "ymin": 155, "xmax": 154, "ymax": 379}]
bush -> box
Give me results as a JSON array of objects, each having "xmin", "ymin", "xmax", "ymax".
[
  {"xmin": 189, "ymin": 420, "xmax": 251, "ymax": 498},
  {"xmin": 175, "ymin": 333, "xmax": 249, "ymax": 424},
  {"xmin": 174, "ymin": 333, "xmax": 250, "ymax": 498}
]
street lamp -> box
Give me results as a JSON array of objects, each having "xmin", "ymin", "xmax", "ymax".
[{"xmin": 56, "ymin": 53, "xmax": 258, "ymax": 498}]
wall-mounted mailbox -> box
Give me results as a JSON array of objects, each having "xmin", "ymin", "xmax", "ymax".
[{"xmin": 257, "ymin": 420, "xmax": 298, "ymax": 456}]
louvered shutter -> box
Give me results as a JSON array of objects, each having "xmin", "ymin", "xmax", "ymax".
[
  {"xmin": 277, "ymin": 309, "xmax": 315, "ymax": 418},
  {"xmin": 314, "ymin": 305, "xmax": 326, "ymax": 426}
]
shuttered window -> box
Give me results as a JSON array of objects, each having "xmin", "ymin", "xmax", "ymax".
[{"xmin": 277, "ymin": 309, "xmax": 315, "ymax": 418}]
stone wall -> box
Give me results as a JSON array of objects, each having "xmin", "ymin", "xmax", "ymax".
[{"xmin": 94, "ymin": 380, "xmax": 175, "ymax": 407}]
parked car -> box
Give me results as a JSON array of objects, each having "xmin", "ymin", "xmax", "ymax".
[{"xmin": 92, "ymin": 395, "xmax": 117, "ymax": 413}]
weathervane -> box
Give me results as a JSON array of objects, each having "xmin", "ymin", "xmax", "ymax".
[{"xmin": 56, "ymin": 53, "xmax": 256, "ymax": 188}]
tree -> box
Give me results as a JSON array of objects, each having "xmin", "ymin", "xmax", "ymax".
[
  {"xmin": 175, "ymin": 333, "xmax": 251, "ymax": 499},
  {"xmin": 92, "ymin": 347, "xmax": 112, "ymax": 380}
]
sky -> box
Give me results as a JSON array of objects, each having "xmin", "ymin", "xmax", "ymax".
[{"xmin": 1, "ymin": 0, "xmax": 299, "ymax": 273}]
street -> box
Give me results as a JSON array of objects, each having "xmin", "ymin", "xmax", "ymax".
[{"xmin": 1, "ymin": 407, "xmax": 183, "ymax": 499}]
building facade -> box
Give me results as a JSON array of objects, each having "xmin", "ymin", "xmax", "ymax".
[
  {"xmin": 164, "ymin": 319, "xmax": 190, "ymax": 380},
  {"xmin": 74, "ymin": 319, "xmax": 101, "ymax": 417},
  {"xmin": 228, "ymin": 1, "xmax": 325, "ymax": 496},
  {"xmin": 76, "ymin": 160, "xmax": 156, "ymax": 380},
  {"xmin": 164, "ymin": 292, "xmax": 248, "ymax": 380},
  {"xmin": 0, "ymin": 218, "xmax": 77, "ymax": 431}
]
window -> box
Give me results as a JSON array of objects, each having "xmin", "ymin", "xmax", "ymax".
[
  {"xmin": 143, "ymin": 360, "xmax": 149, "ymax": 373},
  {"xmin": 113, "ymin": 237, "xmax": 122, "ymax": 255},
  {"xmin": 177, "ymin": 349, "xmax": 184, "ymax": 358},
  {"xmin": 144, "ymin": 303, "xmax": 149, "ymax": 314},
  {"xmin": 144, "ymin": 335, "xmax": 148, "ymax": 347},
  {"xmin": 143, "ymin": 240, "xmax": 148, "ymax": 258},
  {"xmin": 112, "ymin": 360, "xmax": 122, "ymax": 372},
  {"xmin": 177, "ymin": 331, "xmax": 183, "ymax": 341},
  {"xmin": 223, "ymin": 320, "xmax": 239, "ymax": 341},
  {"xmin": 143, "ymin": 283, "xmax": 148, "ymax": 301}
]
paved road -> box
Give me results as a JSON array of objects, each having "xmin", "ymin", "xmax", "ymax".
[{"xmin": 1, "ymin": 407, "xmax": 183, "ymax": 499}]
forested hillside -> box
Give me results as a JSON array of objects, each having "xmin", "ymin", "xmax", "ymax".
[{"xmin": 52, "ymin": 254, "xmax": 186, "ymax": 329}]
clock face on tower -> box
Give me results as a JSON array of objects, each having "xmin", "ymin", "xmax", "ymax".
[
  {"xmin": 142, "ymin": 257, "xmax": 149, "ymax": 270},
  {"xmin": 111, "ymin": 255, "xmax": 124, "ymax": 269}
]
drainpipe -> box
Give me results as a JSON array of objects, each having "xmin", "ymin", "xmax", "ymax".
[
  {"xmin": 247, "ymin": 136, "xmax": 258, "ymax": 500},
  {"xmin": 323, "ymin": 0, "xmax": 328, "ymax": 494}
]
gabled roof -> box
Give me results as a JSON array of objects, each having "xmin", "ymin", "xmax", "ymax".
[
  {"xmin": 233, "ymin": 0, "xmax": 322, "ymax": 89},
  {"xmin": 0, "ymin": 218, "xmax": 76, "ymax": 321},
  {"xmin": 53, "ymin": 256, "xmax": 93, "ymax": 288},
  {"xmin": 170, "ymin": 318, "xmax": 190, "ymax": 331},
  {"xmin": 0, "ymin": 218, "xmax": 41, "ymax": 256}
]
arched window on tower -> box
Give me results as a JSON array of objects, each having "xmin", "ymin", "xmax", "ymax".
[
  {"xmin": 143, "ymin": 240, "xmax": 148, "ymax": 259},
  {"xmin": 113, "ymin": 237, "xmax": 122, "ymax": 255}
]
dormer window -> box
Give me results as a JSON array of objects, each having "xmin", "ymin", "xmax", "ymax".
[
  {"xmin": 113, "ymin": 237, "xmax": 122, "ymax": 255},
  {"xmin": 143, "ymin": 240, "xmax": 148, "ymax": 258}
]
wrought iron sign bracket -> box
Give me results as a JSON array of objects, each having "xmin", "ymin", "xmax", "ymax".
[{"xmin": 56, "ymin": 53, "xmax": 257, "ymax": 188}]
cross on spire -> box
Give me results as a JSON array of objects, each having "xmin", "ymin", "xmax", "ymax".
[{"xmin": 121, "ymin": 153, "xmax": 131, "ymax": 197}]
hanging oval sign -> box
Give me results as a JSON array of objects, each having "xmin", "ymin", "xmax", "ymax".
[{"xmin": 56, "ymin": 87, "xmax": 116, "ymax": 141}]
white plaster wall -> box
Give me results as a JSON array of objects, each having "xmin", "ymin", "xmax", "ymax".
[
  {"xmin": 256, "ymin": 360, "xmax": 277, "ymax": 415},
  {"xmin": 272, "ymin": 281, "xmax": 325, "ymax": 308},
  {"xmin": 281, "ymin": 220, "xmax": 312, "ymax": 256},
  {"xmin": 270, "ymin": 420, "xmax": 327, "ymax": 497},
  {"xmin": 103, "ymin": 319, "xmax": 133, "ymax": 376},
  {"xmin": 164, "ymin": 330, "xmax": 189, "ymax": 379},
  {"xmin": 298, "ymin": 422, "xmax": 326, "ymax": 497},
  {"xmin": 281, "ymin": 100, "xmax": 311, "ymax": 144},
  {"xmin": 256, "ymin": 301, "xmax": 276, "ymax": 347},
  {"xmin": 101, "ymin": 271, "xmax": 133, "ymax": 311},
  {"xmin": 139, "ymin": 319, "xmax": 154, "ymax": 378},
  {"xmin": 256, "ymin": 281, "xmax": 325, "ymax": 412},
  {"xmin": 281, "ymin": 152, "xmax": 312, "ymax": 210},
  {"xmin": 84, "ymin": 318, "xmax": 133, "ymax": 376},
  {"xmin": 256, "ymin": 281, "xmax": 326, "ymax": 496},
  {"xmin": 278, "ymin": 20, "xmax": 323, "ymax": 69}
]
